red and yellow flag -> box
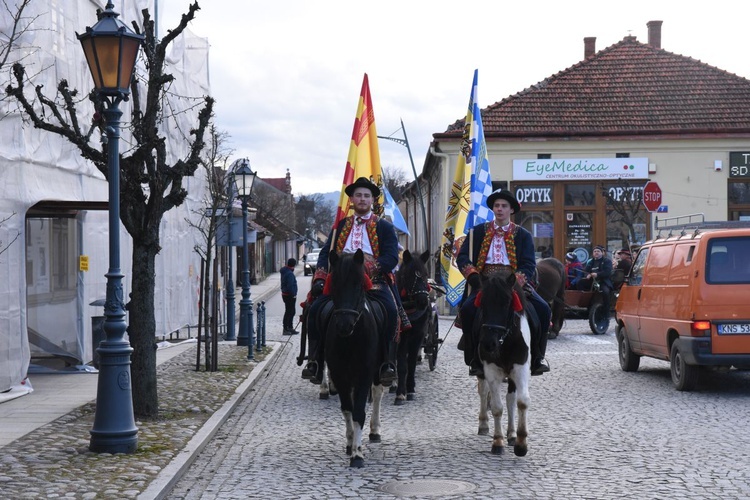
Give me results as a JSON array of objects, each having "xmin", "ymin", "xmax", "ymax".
[{"xmin": 333, "ymin": 73, "xmax": 383, "ymax": 228}]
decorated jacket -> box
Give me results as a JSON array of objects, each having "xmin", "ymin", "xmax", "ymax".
[
  {"xmin": 314, "ymin": 215, "xmax": 399, "ymax": 281},
  {"xmin": 456, "ymin": 221, "xmax": 536, "ymax": 281}
]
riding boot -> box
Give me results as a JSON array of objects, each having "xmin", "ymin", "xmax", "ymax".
[{"xmin": 379, "ymin": 339, "xmax": 397, "ymax": 385}]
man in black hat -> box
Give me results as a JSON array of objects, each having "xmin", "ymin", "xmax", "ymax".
[
  {"xmin": 456, "ymin": 189, "xmax": 552, "ymax": 377},
  {"xmin": 577, "ymin": 245, "xmax": 614, "ymax": 311},
  {"xmin": 302, "ymin": 176, "xmax": 406, "ymax": 385}
]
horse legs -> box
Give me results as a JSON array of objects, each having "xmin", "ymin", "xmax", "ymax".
[
  {"xmin": 346, "ymin": 383, "xmax": 372, "ymax": 468},
  {"xmin": 477, "ymin": 377, "xmax": 490, "ymax": 436},
  {"xmin": 319, "ymin": 364, "xmax": 332, "ymax": 399},
  {"xmin": 406, "ymin": 328, "xmax": 421, "ymax": 400},
  {"xmin": 484, "ymin": 368, "xmax": 507, "ymax": 455},
  {"xmin": 395, "ymin": 338, "xmax": 408, "ymax": 405},
  {"xmin": 369, "ymin": 384, "xmax": 384, "ymax": 443},
  {"xmin": 509, "ymin": 365, "xmax": 530, "ymax": 457}
]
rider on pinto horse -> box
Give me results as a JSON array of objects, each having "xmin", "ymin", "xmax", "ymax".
[{"xmin": 456, "ymin": 189, "xmax": 551, "ymax": 378}]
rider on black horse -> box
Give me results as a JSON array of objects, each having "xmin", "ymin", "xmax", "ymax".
[
  {"xmin": 302, "ymin": 177, "xmax": 410, "ymax": 385},
  {"xmin": 456, "ymin": 189, "xmax": 551, "ymax": 378}
]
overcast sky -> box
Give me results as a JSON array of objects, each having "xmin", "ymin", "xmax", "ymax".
[{"xmin": 158, "ymin": 0, "xmax": 750, "ymax": 195}]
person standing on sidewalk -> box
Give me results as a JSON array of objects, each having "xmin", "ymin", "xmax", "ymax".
[{"xmin": 281, "ymin": 258, "xmax": 299, "ymax": 335}]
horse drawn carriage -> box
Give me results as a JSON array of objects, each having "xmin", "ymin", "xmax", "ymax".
[{"xmin": 562, "ymin": 268, "xmax": 626, "ymax": 335}]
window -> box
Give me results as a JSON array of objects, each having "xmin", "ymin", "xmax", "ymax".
[
  {"xmin": 26, "ymin": 217, "xmax": 78, "ymax": 303},
  {"xmin": 706, "ymin": 237, "xmax": 750, "ymax": 284},
  {"xmin": 628, "ymin": 247, "xmax": 649, "ymax": 286},
  {"xmin": 728, "ymin": 181, "xmax": 750, "ymax": 221}
]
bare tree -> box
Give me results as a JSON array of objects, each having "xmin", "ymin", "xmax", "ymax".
[
  {"xmin": 252, "ymin": 180, "xmax": 296, "ymax": 239},
  {"xmin": 295, "ymin": 193, "xmax": 334, "ymax": 244},
  {"xmin": 6, "ymin": 2, "xmax": 213, "ymax": 418},
  {"xmin": 382, "ymin": 166, "xmax": 408, "ymax": 203},
  {"xmin": 600, "ymin": 179, "xmax": 646, "ymax": 248},
  {"xmin": 190, "ymin": 125, "xmax": 233, "ymax": 372}
]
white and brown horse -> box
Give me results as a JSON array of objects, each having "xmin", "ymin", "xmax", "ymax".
[{"xmin": 475, "ymin": 270, "xmax": 531, "ymax": 457}]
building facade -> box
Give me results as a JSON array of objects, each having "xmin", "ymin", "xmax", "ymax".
[{"xmin": 402, "ymin": 21, "xmax": 750, "ymax": 287}]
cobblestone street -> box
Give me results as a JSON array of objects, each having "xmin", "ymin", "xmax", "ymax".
[{"xmin": 167, "ymin": 311, "xmax": 750, "ymax": 499}]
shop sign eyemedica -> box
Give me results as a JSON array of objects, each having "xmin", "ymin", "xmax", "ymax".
[{"xmin": 513, "ymin": 157, "xmax": 649, "ymax": 181}]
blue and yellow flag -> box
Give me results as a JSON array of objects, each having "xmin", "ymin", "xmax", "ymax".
[{"xmin": 439, "ymin": 69, "xmax": 494, "ymax": 306}]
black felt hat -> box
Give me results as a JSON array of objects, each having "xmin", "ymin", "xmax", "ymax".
[
  {"xmin": 345, "ymin": 177, "xmax": 380, "ymax": 198},
  {"xmin": 486, "ymin": 189, "xmax": 521, "ymax": 213}
]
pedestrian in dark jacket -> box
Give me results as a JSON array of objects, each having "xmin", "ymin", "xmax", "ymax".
[{"xmin": 281, "ymin": 258, "xmax": 298, "ymax": 335}]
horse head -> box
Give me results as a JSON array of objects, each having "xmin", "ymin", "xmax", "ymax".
[
  {"xmin": 328, "ymin": 249, "xmax": 368, "ymax": 338},
  {"xmin": 396, "ymin": 249, "xmax": 431, "ymax": 313},
  {"xmin": 477, "ymin": 271, "xmax": 524, "ymax": 356}
]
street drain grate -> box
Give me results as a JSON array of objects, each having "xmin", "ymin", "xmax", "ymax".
[{"xmin": 378, "ymin": 479, "xmax": 476, "ymax": 497}]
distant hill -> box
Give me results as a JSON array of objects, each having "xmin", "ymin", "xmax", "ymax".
[{"xmin": 318, "ymin": 191, "xmax": 339, "ymax": 207}]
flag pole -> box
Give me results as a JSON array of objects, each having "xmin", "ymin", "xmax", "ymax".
[{"xmin": 378, "ymin": 119, "xmax": 429, "ymax": 250}]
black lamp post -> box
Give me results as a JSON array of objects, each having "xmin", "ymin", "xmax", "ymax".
[
  {"xmin": 78, "ymin": 1, "xmax": 143, "ymax": 454},
  {"xmin": 233, "ymin": 160, "xmax": 257, "ymax": 358}
]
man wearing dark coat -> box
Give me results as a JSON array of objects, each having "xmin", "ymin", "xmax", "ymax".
[
  {"xmin": 456, "ymin": 189, "xmax": 551, "ymax": 377},
  {"xmin": 302, "ymin": 177, "xmax": 407, "ymax": 385},
  {"xmin": 576, "ymin": 245, "xmax": 614, "ymax": 311},
  {"xmin": 280, "ymin": 258, "xmax": 298, "ymax": 335}
]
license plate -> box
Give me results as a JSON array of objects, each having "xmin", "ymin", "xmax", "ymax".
[{"xmin": 717, "ymin": 323, "xmax": 750, "ymax": 334}]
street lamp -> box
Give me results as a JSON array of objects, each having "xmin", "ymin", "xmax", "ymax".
[
  {"xmin": 233, "ymin": 159, "xmax": 257, "ymax": 359},
  {"xmin": 78, "ymin": 1, "xmax": 143, "ymax": 454}
]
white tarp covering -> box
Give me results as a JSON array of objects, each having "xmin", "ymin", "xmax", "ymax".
[{"xmin": 0, "ymin": 1, "xmax": 211, "ymax": 392}]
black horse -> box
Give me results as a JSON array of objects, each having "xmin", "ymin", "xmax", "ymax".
[
  {"xmin": 393, "ymin": 249, "xmax": 431, "ymax": 405},
  {"xmin": 475, "ymin": 270, "xmax": 531, "ymax": 457},
  {"xmin": 324, "ymin": 250, "xmax": 387, "ymax": 468},
  {"xmin": 536, "ymin": 257, "xmax": 566, "ymax": 339}
]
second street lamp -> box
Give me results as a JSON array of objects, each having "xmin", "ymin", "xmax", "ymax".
[
  {"xmin": 233, "ymin": 159, "xmax": 257, "ymax": 357},
  {"xmin": 77, "ymin": 1, "xmax": 143, "ymax": 454}
]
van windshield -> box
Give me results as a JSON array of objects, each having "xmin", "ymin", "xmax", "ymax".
[{"xmin": 706, "ymin": 237, "xmax": 750, "ymax": 284}]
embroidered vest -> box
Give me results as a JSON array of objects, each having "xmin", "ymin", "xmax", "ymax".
[
  {"xmin": 477, "ymin": 221, "xmax": 518, "ymax": 273},
  {"xmin": 334, "ymin": 215, "xmax": 380, "ymax": 257}
]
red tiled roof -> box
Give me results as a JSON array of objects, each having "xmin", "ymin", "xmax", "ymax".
[
  {"xmin": 264, "ymin": 178, "xmax": 288, "ymax": 193},
  {"xmin": 436, "ymin": 36, "xmax": 750, "ymax": 139}
]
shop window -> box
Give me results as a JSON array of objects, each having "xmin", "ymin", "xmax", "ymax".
[
  {"xmin": 516, "ymin": 210, "xmax": 554, "ymax": 259},
  {"xmin": 729, "ymin": 181, "xmax": 750, "ymax": 221},
  {"xmin": 564, "ymin": 184, "xmax": 596, "ymax": 206},
  {"xmin": 606, "ymin": 209, "xmax": 648, "ymax": 251}
]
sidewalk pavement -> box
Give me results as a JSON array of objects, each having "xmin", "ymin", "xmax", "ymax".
[{"xmin": 0, "ymin": 269, "xmax": 285, "ymax": 449}]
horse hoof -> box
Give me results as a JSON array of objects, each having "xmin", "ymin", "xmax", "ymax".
[
  {"xmin": 319, "ymin": 392, "xmax": 329, "ymax": 400},
  {"xmin": 389, "ymin": 385, "xmax": 397, "ymax": 394},
  {"xmin": 514, "ymin": 444, "xmax": 528, "ymax": 457},
  {"xmin": 406, "ymin": 393, "xmax": 415, "ymax": 401},
  {"xmin": 478, "ymin": 428, "xmax": 489, "ymax": 436},
  {"xmin": 350, "ymin": 457, "xmax": 365, "ymax": 468},
  {"xmin": 507, "ymin": 437, "xmax": 516, "ymax": 446},
  {"xmin": 394, "ymin": 396, "xmax": 405, "ymax": 406},
  {"xmin": 346, "ymin": 445, "xmax": 352, "ymax": 456},
  {"xmin": 491, "ymin": 445, "xmax": 505, "ymax": 455},
  {"xmin": 369, "ymin": 433, "xmax": 381, "ymax": 443},
  {"xmin": 548, "ymin": 331, "xmax": 558, "ymax": 340},
  {"xmin": 329, "ymin": 389, "xmax": 338, "ymax": 396}
]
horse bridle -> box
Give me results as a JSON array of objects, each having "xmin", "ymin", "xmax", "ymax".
[
  {"xmin": 481, "ymin": 298, "xmax": 521, "ymax": 347},
  {"xmin": 400, "ymin": 269, "xmax": 430, "ymax": 313},
  {"xmin": 331, "ymin": 290, "xmax": 367, "ymax": 337}
]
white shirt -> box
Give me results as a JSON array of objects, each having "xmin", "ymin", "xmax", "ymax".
[
  {"xmin": 343, "ymin": 213, "xmax": 374, "ymax": 255},
  {"xmin": 486, "ymin": 222, "xmax": 511, "ymax": 265}
]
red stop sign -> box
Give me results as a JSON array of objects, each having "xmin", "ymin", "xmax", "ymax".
[{"xmin": 643, "ymin": 181, "xmax": 662, "ymax": 212}]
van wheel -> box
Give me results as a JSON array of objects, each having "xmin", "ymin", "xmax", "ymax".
[
  {"xmin": 617, "ymin": 325, "xmax": 640, "ymax": 372},
  {"xmin": 670, "ymin": 342, "xmax": 698, "ymax": 391},
  {"xmin": 588, "ymin": 302, "xmax": 610, "ymax": 335}
]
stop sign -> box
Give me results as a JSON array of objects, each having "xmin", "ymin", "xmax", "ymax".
[{"xmin": 643, "ymin": 181, "xmax": 662, "ymax": 212}]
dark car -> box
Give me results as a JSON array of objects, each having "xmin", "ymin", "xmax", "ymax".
[{"xmin": 304, "ymin": 250, "xmax": 321, "ymax": 276}]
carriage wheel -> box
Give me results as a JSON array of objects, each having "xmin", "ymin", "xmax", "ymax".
[
  {"xmin": 588, "ymin": 301, "xmax": 610, "ymax": 335},
  {"xmin": 670, "ymin": 342, "xmax": 698, "ymax": 391}
]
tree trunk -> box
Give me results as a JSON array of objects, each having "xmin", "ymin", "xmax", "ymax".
[{"xmin": 129, "ymin": 242, "xmax": 159, "ymax": 419}]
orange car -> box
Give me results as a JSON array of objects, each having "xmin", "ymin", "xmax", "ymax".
[{"xmin": 615, "ymin": 218, "xmax": 750, "ymax": 390}]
